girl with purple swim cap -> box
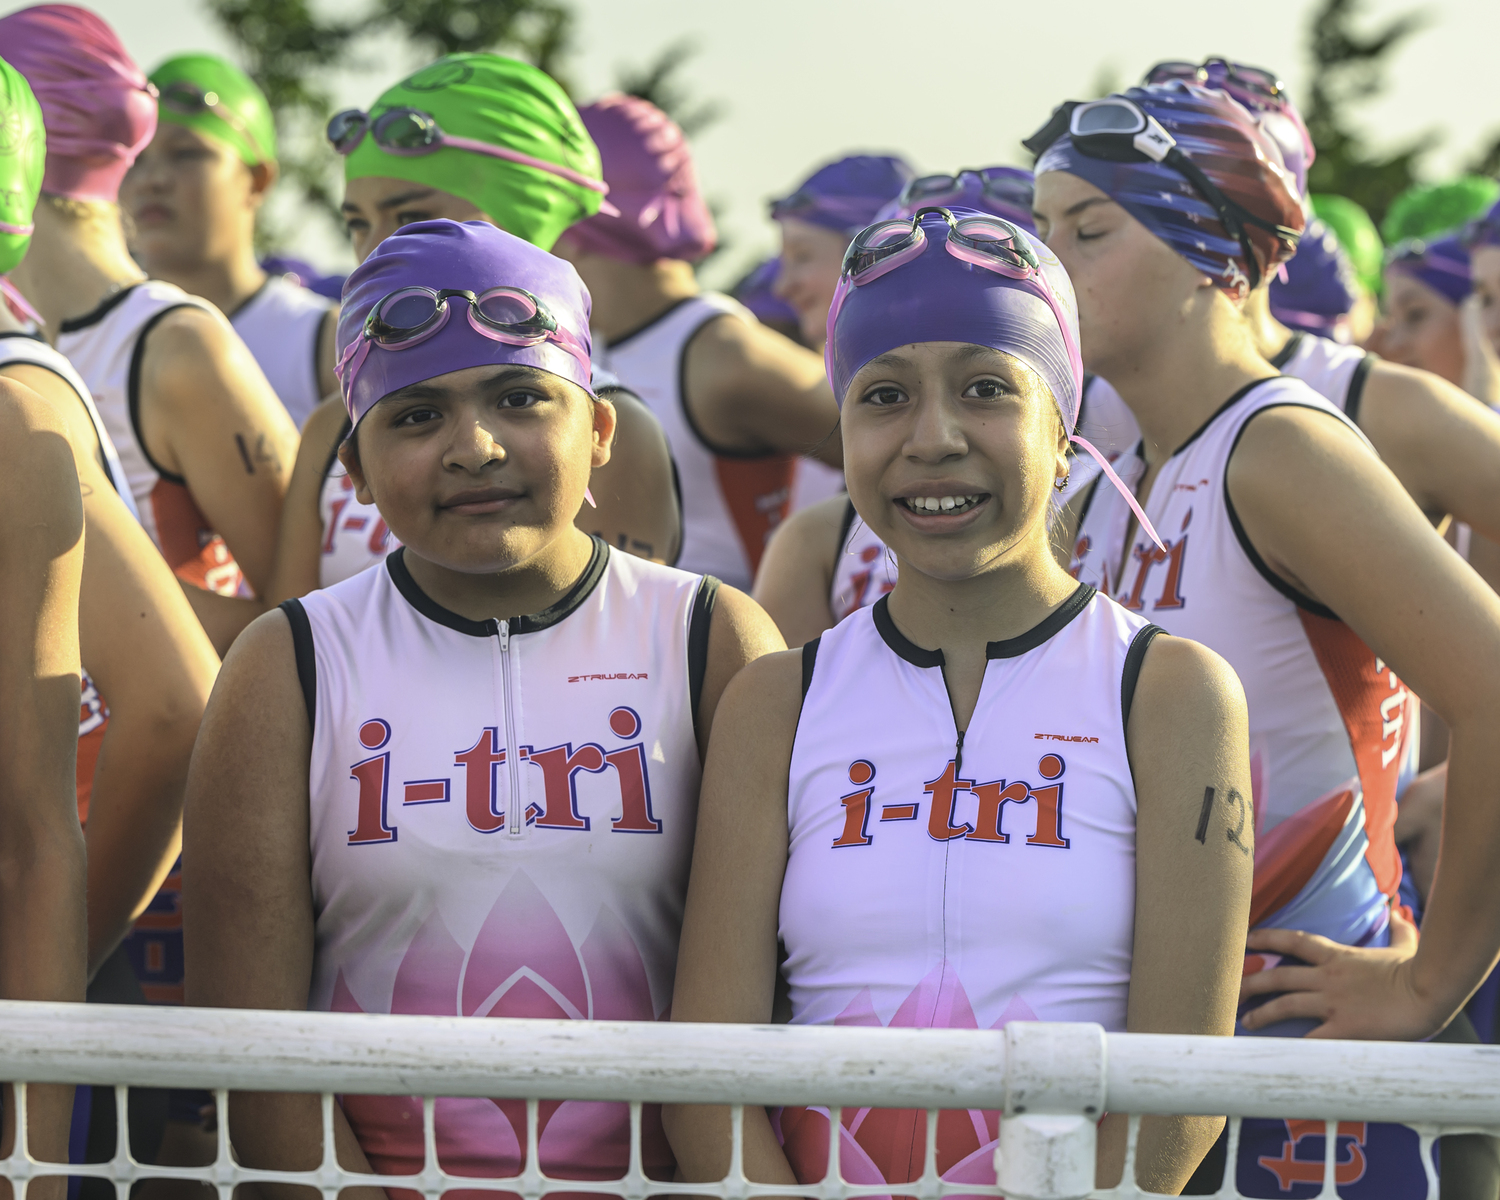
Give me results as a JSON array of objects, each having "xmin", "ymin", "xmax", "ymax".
[
  {"xmin": 666, "ymin": 206, "xmax": 1253, "ymax": 1194},
  {"xmin": 554, "ymin": 94, "xmax": 843, "ymax": 592},
  {"xmin": 1035, "ymin": 78, "xmax": 1500, "ymax": 1200},
  {"xmin": 1467, "ymin": 201, "xmax": 1500, "ymax": 397},
  {"xmin": 187, "ymin": 217, "xmax": 784, "ymax": 1190},
  {"xmin": 769, "ymin": 154, "xmax": 914, "ymax": 348},
  {"xmin": 1379, "ymin": 235, "xmax": 1473, "ymax": 388}
]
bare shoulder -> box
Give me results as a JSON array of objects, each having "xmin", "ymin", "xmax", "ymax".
[
  {"xmin": 214, "ymin": 606, "xmax": 302, "ymax": 711},
  {"xmin": 772, "ymin": 494, "xmax": 849, "ymax": 554},
  {"xmin": 300, "ymin": 391, "xmax": 349, "ymax": 447},
  {"xmin": 602, "ymin": 387, "xmax": 669, "ymax": 456},
  {"xmin": 714, "ymin": 645, "xmax": 806, "ymax": 742},
  {"xmin": 1128, "ymin": 633, "xmax": 1247, "ymax": 751},
  {"xmin": 708, "ymin": 584, "xmax": 788, "ymax": 669}
]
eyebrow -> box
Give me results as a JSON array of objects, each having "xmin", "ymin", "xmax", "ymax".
[
  {"xmin": 865, "ymin": 352, "xmax": 914, "ymax": 370},
  {"xmin": 340, "ymin": 188, "xmax": 440, "ymax": 216},
  {"xmin": 1064, "ymin": 196, "xmax": 1115, "ymax": 218}
]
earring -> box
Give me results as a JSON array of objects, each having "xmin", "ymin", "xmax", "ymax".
[{"xmin": 1054, "ymin": 475, "xmax": 1069, "ymax": 492}]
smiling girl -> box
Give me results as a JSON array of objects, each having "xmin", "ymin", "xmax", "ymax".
[
  {"xmin": 664, "ymin": 207, "xmax": 1253, "ymax": 1194},
  {"xmin": 184, "ymin": 219, "xmax": 782, "ymax": 1191}
]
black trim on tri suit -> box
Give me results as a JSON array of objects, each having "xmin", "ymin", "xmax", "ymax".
[
  {"xmin": 1172, "ymin": 378, "xmax": 1281, "ymax": 457},
  {"xmin": 872, "ymin": 583, "xmax": 1096, "ymax": 667},
  {"xmin": 225, "ymin": 277, "xmax": 272, "ymax": 322},
  {"xmin": 873, "ymin": 594, "xmax": 945, "ymax": 667},
  {"xmin": 687, "ymin": 574, "xmax": 721, "ymax": 727},
  {"xmin": 279, "ymin": 598, "xmax": 318, "ymax": 733},
  {"xmin": 986, "ymin": 583, "xmax": 1095, "ymax": 658},
  {"xmin": 325, "ymin": 415, "xmax": 352, "ymax": 485},
  {"xmin": 385, "ymin": 536, "xmax": 611, "ymax": 638},
  {"xmin": 1270, "ymin": 332, "xmax": 1304, "ymax": 371},
  {"xmin": 0, "ymin": 333, "xmax": 125, "ymax": 496},
  {"xmin": 1222, "ymin": 399, "xmax": 1343, "ymax": 620},
  {"xmin": 801, "ymin": 636, "xmax": 821, "ymax": 700},
  {"xmin": 678, "ymin": 308, "xmax": 785, "ymax": 460},
  {"xmin": 1344, "ymin": 352, "xmax": 1377, "ymax": 427},
  {"xmin": 58, "ymin": 283, "xmax": 140, "ymax": 333},
  {"xmin": 129, "ymin": 302, "xmax": 205, "ymax": 486},
  {"xmin": 668, "ymin": 452, "xmax": 685, "ymax": 567},
  {"xmin": 313, "ymin": 305, "xmax": 337, "ymax": 396},
  {"xmin": 605, "ymin": 296, "xmax": 698, "ymax": 350},
  {"xmin": 1120, "ymin": 624, "xmax": 1164, "ymax": 734}
]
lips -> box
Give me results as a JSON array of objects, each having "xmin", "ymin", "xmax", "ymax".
[
  {"xmin": 440, "ymin": 486, "xmax": 523, "ymax": 515},
  {"xmin": 132, "ymin": 204, "xmax": 174, "ymax": 225}
]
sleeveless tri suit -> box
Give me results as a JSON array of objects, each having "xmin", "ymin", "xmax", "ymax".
[
  {"xmin": 288, "ymin": 539, "xmax": 714, "ymax": 1187},
  {"xmin": 1068, "ymin": 376, "xmax": 1425, "ymax": 1199},
  {"xmin": 594, "ymin": 293, "xmax": 796, "ymax": 589},
  {"xmin": 55, "ymin": 280, "xmax": 245, "ymax": 596},
  {"xmin": 229, "ymin": 274, "xmax": 335, "ymax": 429},
  {"xmin": 779, "ymin": 585, "xmax": 1156, "ymax": 1190}
]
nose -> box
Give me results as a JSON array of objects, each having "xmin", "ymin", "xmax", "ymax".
[
  {"xmin": 771, "ymin": 260, "xmax": 794, "ymax": 301},
  {"xmin": 903, "ymin": 391, "xmax": 968, "ymax": 465},
  {"xmin": 444, "ymin": 415, "xmax": 506, "ymax": 474}
]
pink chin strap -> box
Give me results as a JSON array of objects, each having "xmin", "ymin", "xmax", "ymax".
[
  {"xmin": 1069, "ymin": 433, "xmax": 1166, "ymax": 552},
  {"xmin": 0, "ymin": 277, "xmax": 43, "ymax": 327}
]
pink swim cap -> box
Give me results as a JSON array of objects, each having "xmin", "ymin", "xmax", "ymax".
[
  {"xmin": 562, "ymin": 93, "xmax": 716, "ymax": 264},
  {"xmin": 0, "ymin": 5, "xmax": 157, "ymax": 203}
]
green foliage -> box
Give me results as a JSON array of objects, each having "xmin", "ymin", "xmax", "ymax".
[
  {"xmin": 1301, "ymin": 0, "xmax": 1430, "ymax": 227},
  {"xmin": 615, "ymin": 39, "xmax": 724, "ymax": 138}
]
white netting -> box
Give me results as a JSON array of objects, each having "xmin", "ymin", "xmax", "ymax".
[{"xmin": 1, "ymin": 1002, "xmax": 1496, "ymax": 1200}]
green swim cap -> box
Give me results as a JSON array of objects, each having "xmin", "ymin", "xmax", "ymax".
[
  {"xmin": 1310, "ymin": 194, "xmax": 1384, "ymax": 296},
  {"xmin": 1381, "ymin": 176, "xmax": 1500, "ymax": 246},
  {"xmin": 343, "ymin": 54, "xmax": 602, "ymax": 252},
  {"xmin": 0, "ymin": 56, "xmax": 45, "ymax": 276},
  {"xmin": 149, "ymin": 53, "xmax": 276, "ymax": 167}
]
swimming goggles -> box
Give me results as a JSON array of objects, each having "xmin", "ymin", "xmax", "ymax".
[
  {"xmin": 1144, "ymin": 58, "xmax": 1287, "ymax": 102},
  {"xmin": 1023, "ymin": 97, "xmax": 1302, "ymax": 290},
  {"xmin": 334, "ymin": 285, "xmax": 592, "ymax": 402},
  {"xmin": 768, "ymin": 189, "xmax": 881, "ymax": 231},
  {"xmin": 897, "ymin": 168, "xmax": 1033, "ymax": 213},
  {"xmin": 831, "ymin": 208, "xmax": 1164, "ymax": 550},
  {"xmin": 159, "ymin": 80, "xmax": 271, "ymax": 164},
  {"xmin": 1461, "ymin": 212, "xmax": 1500, "ymax": 250},
  {"xmin": 326, "ymin": 107, "xmax": 613, "ymax": 200}
]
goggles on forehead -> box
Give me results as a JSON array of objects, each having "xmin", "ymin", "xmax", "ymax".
[
  {"xmin": 335, "ymin": 284, "xmax": 592, "ymax": 407},
  {"xmin": 327, "ymin": 106, "xmax": 614, "ymax": 203},
  {"xmin": 1144, "ymin": 58, "xmax": 1286, "ymax": 102},
  {"xmin": 898, "ymin": 168, "xmax": 1033, "ymax": 213},
  {"xmin": 1024, "ymin": 97, "xmax": 1302, "ymax": 290},
  {"xmin": 159, "ymin": 79, "xmax": 271, "ymax": 164}
]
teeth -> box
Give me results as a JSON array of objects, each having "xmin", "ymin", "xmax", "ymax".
[{"xmin": 905, "ymin": 495, "xmax": 981, "ymax": 514}]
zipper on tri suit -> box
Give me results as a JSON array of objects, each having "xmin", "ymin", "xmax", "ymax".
[
  {"xmin": 493, "ymin": 618, "xmax": 524, "ymax": 837},
  {"xmin": 954, "ymin": 728, "xmax": 966, "ymax": 778}
]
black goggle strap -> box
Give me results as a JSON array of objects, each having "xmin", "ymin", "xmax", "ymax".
[
  {"xmin": 1021, "ymin": 102, "xmax": 1080, "ymax": 158},
  {"xmin": 1165, "ymin": 150, "xmax": 1302, "ymax": 289}
]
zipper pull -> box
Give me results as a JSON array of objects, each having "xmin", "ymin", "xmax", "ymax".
[
  {"xmin": 495, "ymin": 618, "xmax": 508, "ymax": 651},
  {"xmin": 954, "ymin": 729, "xmax": 966, "ymax": 778}
]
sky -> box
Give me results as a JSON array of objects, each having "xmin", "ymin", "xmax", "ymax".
[{"xmin": 12, "ymin": 0, "xmax": 1499, "ymax": 288}]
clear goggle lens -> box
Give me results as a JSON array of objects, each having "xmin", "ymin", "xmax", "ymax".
[
  {"xmin": 1074, "ymin": 102, "xmax": 1145, "ymax": 136},
  {"xmin": 474, "ymin": 288, "xmax": 545, "ymax": 328},
  {"xmin": 373, "ymin": 109, "xmax": 440, "ymax": 151}
]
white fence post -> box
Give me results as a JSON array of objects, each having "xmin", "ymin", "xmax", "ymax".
[{"xmin": 996, "ymin": 1022, "xmax": 1107, "ymax": 1200}]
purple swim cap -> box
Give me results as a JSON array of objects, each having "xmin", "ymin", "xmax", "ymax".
[
  {"xmin": 826, "ymin": 207, "xmax": 1082, "ymax": 430},
  {"xmin": 564, "ymin": 93, "xmax": 716, "ymax": 264},
  {"xmin": 1034, "ymin": 82, "xmax": 1304, "ymax": 299},
  {"xmin": 877, "ymin": 166, "xmax": 1037, "ymax": 234},
  {"xmin": 771, "ymin": 154, "xmax": 916, "ymax": 236},
  {"xmin": 735, "ymin": 257, "xmax": 799, "ymax": 326},
  {"xmin": 1386, "ymin": 235, "xmax": 1472, "ymax": 307},
  {"xmin": 0, "ymin": 5, "xmax": 158, "ymax": 202},
  {"xmin": 337, "ymin": 219, "xmax": 594, "ymax": 426},
  {"xmin": 1269, "ymin": 218, "xmax": 1360, "ymax": 336}
]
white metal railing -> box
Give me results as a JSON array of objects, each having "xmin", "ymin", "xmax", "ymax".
[{"xmin": 0, "ymin": 1001, "xmax": 1496, "ymax": 1200}]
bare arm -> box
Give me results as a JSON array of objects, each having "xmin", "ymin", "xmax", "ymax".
[
  {"xmin": 665, "ymin": 651, "xmax": 802, "ymax": 1187},
  {"xmin": 0, "ymin": 381, "xmax": 87, "ymax": 1194},
  {"xmin": 3, "ymin": 362, "xmax": 220, "ymax": 973},
  {"xmin": 266, "ymin": 395, "xmax": 348, "ymax": 605},
  {"xmin": 138, "ymin": 306, "xmax": 299, "ymax": 604},
  {"xmin": 1357, "ymin": 361, "xmax": 1500, "ymax": 535},
  {"xmin": 684, "ymin": 316, "xmax": 843, "ymax": 468},
  {"xmin": 1101, "ymin": 636, "xmax": 1253, "ymax": 1191},
  {"xmin": 752, "ymin": 496, "xmax": 845, "ymax": 646},
  {"xmin": 694, "ymin": 585, "xmax": 788, "ymax": 761},
  {"xmin": 183, "ymin": 612, "xmax": 380, "ymax": 1200},
  {"xmin": 1230, "ymin": 405, "xmax": 1500, "ymax": 1038},
  {"xmin": 579, "ymin": 389, "xmax": 681, "ymax": 563}
]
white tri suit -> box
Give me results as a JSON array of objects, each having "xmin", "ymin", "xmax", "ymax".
[
  {"xmin": 594, "ymin": 293, "xmax": 797, "ymax": 590},
  {"xmin": 229, "ymin": 273, "xmax": 335, "ymax": 429},
  {"xmin": 827, "ymin": 374, "xmax": 1139, "ymax": 622},
  {"xmin": 286, "ymin": 538, "xmax": 716, "ymax": 1191},
  {"xmin": 1068, "ymin": 375, "xmax": 1424, "ymax": 1200},
  {"xmin": 780, "ymin": 585, "xmax": 1157, "ymax": 1192}
]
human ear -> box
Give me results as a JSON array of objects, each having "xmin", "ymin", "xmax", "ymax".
[
  {"xmin": 337, "ymin": 437, "xmax": 375, "ymax": 506},
  {"xmin": 591, "ymin": 397, "xmax": 617, "ymax": 469},
  {"xmin": 248, "ymin": 160, "xmax": 277, "ymax": 207}
]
